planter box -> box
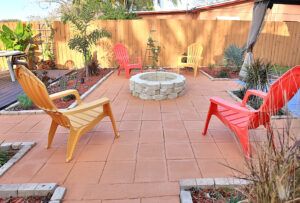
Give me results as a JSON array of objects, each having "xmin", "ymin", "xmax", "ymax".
[
  {"xmin": 179, "ymin": 178, "xmax": 249, "ymax": 203},
  {"xmin": 200, "ymin": 69, "xmax": 239, "ymax": 81}
]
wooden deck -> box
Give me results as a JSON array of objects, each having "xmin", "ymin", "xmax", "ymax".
[{"xmin": 0, "ymin": 72, "xmax": 23, "ymax": 110}]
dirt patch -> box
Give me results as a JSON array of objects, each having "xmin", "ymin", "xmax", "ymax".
[
  {"xmin": 8, "ymin": 68, "xmax": 112, "ymax": 111},
  {"xmin": 190, "ymin": 187, "xmax": 245, "ymax": 203},
  {"xmin": 202, "ymin": 67, "xmax": 239, "ymax": 79}
]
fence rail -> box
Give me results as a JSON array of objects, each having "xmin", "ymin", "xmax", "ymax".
[{"xmin": 0, "ymin": 19, "xmax": 299, "ymax": 70}]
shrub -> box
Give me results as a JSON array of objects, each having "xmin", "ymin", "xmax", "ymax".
[
  {"xmin": 224, "ymin": 44, "xmax": 245, "ymax": 72},
  {"xmin": 218, "ymin": 69, "xmax": 229, "ymax": 78},
  {"xmin": 17, "ymin": 94, "xmax": 33, "ymax": 110},
  {"xmin": 147, "ymin": 35, "xmax": 160, "ymax": 68}
]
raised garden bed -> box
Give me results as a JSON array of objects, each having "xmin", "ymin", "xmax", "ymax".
[
  {"xmin": 180, "ymin": 178, "xmax": 249, "ymax": 203},
  {"xmin": 201, "ymin": 67, "xmax": 239, "ymax": 81},
  {"xmin": 0, "ymin": 183, "xmax": 66, "ymax": 202},
  {"xmin": 0, "ymin": 142, "xmax": 35, "ymax": 176},
  {"xmin": 2, "ymin": 68, "xmax": 113, "ymax": 114}
]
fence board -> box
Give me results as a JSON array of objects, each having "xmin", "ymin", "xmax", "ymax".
[{"xmin": 0, "ymin": 20, "xmax": 299, "ymax": 71}]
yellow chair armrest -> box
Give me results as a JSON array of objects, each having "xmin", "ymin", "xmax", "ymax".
[
  {"xmin": 63, "ymin": 97, "xmax": 110, "ymax": 115},
  {"xmin": 50, "ymin": 89, "xmax": 82, "ymax": 105}
]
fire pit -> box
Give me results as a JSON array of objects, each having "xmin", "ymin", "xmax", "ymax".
[{"xmin": 129, "ymin": 72, "xmax": 186, "ymax": 100}]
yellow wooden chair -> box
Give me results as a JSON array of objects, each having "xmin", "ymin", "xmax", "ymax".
[
  {"xmin": 15, "ymin": 65, "xmax": 119, "ymax": 162},
  {"xmin": 177, "ymin": 42, "xmax": 203, "ymax": 77}
]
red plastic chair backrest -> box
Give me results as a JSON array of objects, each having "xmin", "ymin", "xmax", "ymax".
[
  {"xmin": 113, "ymin": 43, "xmax": 129, "ymax": 67},
  {"xmin": 260, "ymin": 65, "xmax": 300, "ymax": 116}
]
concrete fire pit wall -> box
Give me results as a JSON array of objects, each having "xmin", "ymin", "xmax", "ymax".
[{"xmin": 129, "ymin": 72, "xmax": 186, "ymax": 100}]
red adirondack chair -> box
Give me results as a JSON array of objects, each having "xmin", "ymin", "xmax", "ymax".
[
  {"xmin": 113, "ymin": 43, "xmax": 142, "ymax": 78},
  {"xmin": 202, "ymin": 65, "xmax": 300, "ymax": 157}
]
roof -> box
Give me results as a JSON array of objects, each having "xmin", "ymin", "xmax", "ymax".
[{"xmin": 136, "ymin": 0, "xmax": 251, "ymax": 15}]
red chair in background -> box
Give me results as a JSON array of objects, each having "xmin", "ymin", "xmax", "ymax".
[
  {"xmin": 113, "ymin": 43, "xmax": 142, "ymax": 78},
  {"xmin": 202, "ymin": 66, "xmax": 300, "ymax": 157}
]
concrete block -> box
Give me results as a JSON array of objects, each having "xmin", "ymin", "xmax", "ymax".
[
  {"xmin": 179, "ymin": 179, "xmax": 197, "ymax": 190},
  {"xmin": 0, "ymin": 184, "xmax": 19, "ymax": 198},
  {"xmin": 180, "ymin": 190, "xmax": 193, "ymax": 203},
  {"xmin": 196, "ymin": 178, "xmax": 215, "ymax": 187},
  {"xmin": 18, "ymin": 183, "xmax": 38, "ymax": 197},
  {"xmin": 50, "ymin": 187, "xmax": 66, "ymax": 201},
  {"xmin": 35, "ymin": 183, "xmax": 57, "ymax": 196}
]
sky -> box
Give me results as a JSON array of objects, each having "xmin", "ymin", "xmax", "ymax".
[
  {"xmin": 0, "ymin": 0, "xmax": 59, "ymax": 21},
  {"xmin": 0, "ymin": 0, "xmax": 202, "ymax": 21}
]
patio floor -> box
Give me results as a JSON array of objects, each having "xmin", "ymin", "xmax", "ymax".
[{"xmin": 0, "ymin": 70, "xmax": 299, "ymax": 202}]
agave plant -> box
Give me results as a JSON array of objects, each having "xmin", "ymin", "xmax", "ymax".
[{"xmin": 0, "ymin": 22, "xmax": 34, "ymax": 51}]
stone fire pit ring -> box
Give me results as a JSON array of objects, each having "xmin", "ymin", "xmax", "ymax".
[{"xmin": 130, "ymin": 72, "xmax": 186, "ymax": 100}]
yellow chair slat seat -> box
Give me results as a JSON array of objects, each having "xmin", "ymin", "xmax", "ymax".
[
  {"xmin": 15, "ymin": 65, "xmax": 119, "ymax": 162},
  {"xmin": 177, "ymin": 42, "xmax": 203, "ymax": 77}
]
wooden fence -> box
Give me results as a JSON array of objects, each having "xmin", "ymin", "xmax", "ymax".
[{"xmin": 1, "ymin": 19, "xmax": 300, "ymax": 70}]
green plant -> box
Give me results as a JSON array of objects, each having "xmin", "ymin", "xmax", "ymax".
[
  {"xmin": 99, "ymin": 2, "xmax": 138, "ymax": 20},
  {"xmin": 62, "ymin": 0, "xmax": 111, "ymax": 77},
  {"xmin": 218, "ymin": 69, "xmax": 229, "ymax": 78},
  {"xmin": 0, "ymin": 22, "xmax": 34, "ymax": 51},
  {"xmin": 224, "ymin": 44, "xmax": 245, "ymax": 72},
  {"xmin": 147, "ymin": 35, "xmax": 160, "ymax": 68},
  {"xmin": 0, "ymin": 150, "xmax": 9, "ymax": 167},
  {"xmin": 17, "ymin": 94, "xmax": 33, "ymax": 110}
]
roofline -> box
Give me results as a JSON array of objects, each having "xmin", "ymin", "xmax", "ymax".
[{"xmin": 136, "ymin": 0, "xmax": 253, "ymax": 15}]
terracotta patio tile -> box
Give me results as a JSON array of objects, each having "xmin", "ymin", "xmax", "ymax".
[
  {"xmin": 119, "ymin": 121, "xmax": 141, "ymax": 131},
  {"xmin": 191, "ymin": 143, "xmax": 223, "ymax": 159},
  {"xmin": 142, "ymin": 112, "xmax": 161, "ymax": 121},
  {"xmin": 137, "ymin": 143, "xmax": 165, "ymax": 160},
  {"xmin": 122, "ymin": 112, "xmax": 142, "ymax": 121},
  {"xmin": 65, "ymin": 161, "xmax": 105, "ymax": 184},
  {"xmin": 7, "ymin": 115, "xmax": 44, "ymax": 133},
  {"xmin": 141, "ymin": 121, "xmax": 162, "ymax": 131},
  {"xmin": 209, "ymin": 129, "xmax": 235, "ymax": 143},
  {"xmin": 126, "ymin": 105, "xmax": 143, "ymax": 113},
  {"xmin": 187, "ymin": 129, "xmax": 214, "ymax": 143},
  {"xmin": 88, "ymin": 131, "xmax": 115, "ymax": 145},
  {"xmin": 180, "ymin": 111, "xmax": 201, "ymax": 121},
  {"xmin": 47, "ymin": 146, "xmax": 83, "ymax": 163},
  {"xmin": 162, "ymin": 120, "xmax": 185, "ymax": 130},
  {"xmin": 83, "ymin": 182, "xmax": 178, "ymax": 200},
  {"xmin": 135, "ymin": 159, "xmax": 167, "ymax": 182},
  {"xmin": 102, "ymin": 199, "xmax": 139, "ymax": 203},
  {"xmin": 96, "ymin": 121, "xmax": 121, "ymax": 132},
  {"xmin": 141, "ymin": 196, "xmax": 180, "ymax": 203},
  {"xmin": 183, "ymin": 121, "xmax": 204, "ymax": 130},
  {"xmin": 63, "ymin": 183, "xmax": 95, "ymax": 200},
  {"xmin": 165, "ymin": 143, "xmax": 194, "ymax": 159},
  {"xmin": 217, "ymin": 142, "xmax": 244, "ymax": 158},
  {"xmin": 164, "ymin": 129, "xmax": 189, "ymax": 143},
  {"xmin": 161, "ymin": 112, "xmax": 181, "ymax": 121},
  {"xmin": 107, "ymin": 144, "xmax": 137, "ymax": 161},
  {"xmin": 29, "ymin": 118, "xmax": 52, "ymax": 132},
  {"xmin": 114, "ymin": 130, "xmax": 140, "ymax": 144},
  {"xmin": 139, "ymin": 130, "xmax": 164, "ymax": 143},
  {"xmin": 100, "ymin": 161, "xmax": 135, "ymax": 184},
  {"xmin": 197, "ymin": 159, "xmax": 233, "ymax": 178},
  {"xmin": 226, "ymin": 158, "xmax": 249, "ymax": 176},
  {"xmin": 31, "ymin": 162, "xmax": 74, "ymax": 184},
  {"xmin": 0, "ymin": 123, "xmax": 16, "ymax": 134},
  {"xmin": 64, "ymin": 200, "xmax": 102, "ymax": 203},
  {"xmin": 21, "ymin": 143, "xmax": 56, "ymax": 163},
  {"xmin": 0, "ymin": 115, "xmax": 29, "ymax": 124},
  {"xmin": 167, "ymin": 159, "xmax": 201, "ymax": 181},
  {"xmin": 78, "ymin": 145, "xmax": 111, "ymax": 162}
]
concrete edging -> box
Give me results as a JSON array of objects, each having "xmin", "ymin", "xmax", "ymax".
[
  {"xmin": 226, "ymin": 90, "xmax": 297, "ymax": 120},
  {"xmin": 179, "ymin": 178, "xmax": 249, "ymax": 203},
  {"xmin": 0, "ymin": 70, "xmax": 114, "ymax": 115},
  {"xmin": 0, "ymin": 142, "xmax": 35, "ymax": 176},
  {"xmin": 200, "ymin": 70, "xmax": 238, "ymax": 81},
  {"xmin": 0, "ymin": 183, "xmax": 66, "ymax": 202}
]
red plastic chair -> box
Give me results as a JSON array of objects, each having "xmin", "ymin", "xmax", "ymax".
[
  {"xmin": 202, "ymin": 65, "xmax": 300, "ymax": 157},
  {"xmin": 113, "ymin": 43, "xmax": 142, "ymax": 78}
]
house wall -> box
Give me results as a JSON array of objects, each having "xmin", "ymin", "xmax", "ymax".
[{"xmin": 138, "ymin": 3, "xmax": 300, "ymax": 22}]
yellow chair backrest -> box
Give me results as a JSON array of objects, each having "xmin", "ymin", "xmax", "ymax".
[
  {"xmin": 15, "ymin": 65, "xmax": 70, "ymax": 128},
  {"xmin": 187, "ymin": 42, "xmax": 203, "ymax": 65}
]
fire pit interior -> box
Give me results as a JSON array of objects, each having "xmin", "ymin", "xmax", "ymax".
[{"xmin": 130, "ymin": 72, "xmax": 186, "ymax": 100}]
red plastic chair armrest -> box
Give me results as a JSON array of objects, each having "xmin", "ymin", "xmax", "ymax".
[
  {"xmin": 242, "ymin": 89, "xmax": 267, "ymax": 106},
  {"xmin": 210, "ymin": 97, "xmax": 253, "ymax": 115}
]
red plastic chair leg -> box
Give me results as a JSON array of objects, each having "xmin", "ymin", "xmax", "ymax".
[
  {"xmin": 202, "ymin": 103, "xmax": 214, "ymax": 135},
  {"xmin": 125, "ymin": 69, "xmax": 130, "ymax": 78},
  {"xmin": 236, "ymin": 128, "xmax": 251, "ymax": 158}
]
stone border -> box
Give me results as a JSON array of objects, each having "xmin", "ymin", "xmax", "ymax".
[
  {"xmin": 0, "ymin": 142, "xmax": 35, "ymax": 176},
  {"xmin": 0, "ymin": 70, "xmax": 114, "ymax": 115},
  {"xmin": 179, "ymin": 178, "xmax": 249, "ymax": 203},
  {"xmin": 227, "ymin": 90, "xmax": 298, "ymax": 119},
  {"xmin": 0, "ymin": 183, "xmax": 66, "ymax": 202},
  {"xmin": 200, "ymin": 70, "xmax": 238, "ymax": 81}
]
